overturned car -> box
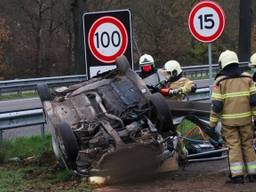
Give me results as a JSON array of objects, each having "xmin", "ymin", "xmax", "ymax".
[{"xmin": 38, "ymin": 56, "xmax": 181, "ymax": 177}]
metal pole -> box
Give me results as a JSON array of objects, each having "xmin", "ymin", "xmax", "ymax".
[
  {"xmin": 187, "ymin": 148, "xmax": 228, "ymax": 158},
  {"xmin": 40, "ymin": 124, "xmax": 45, "ymax": 139},
  {"xmin": 208, "ymin": 43, "xmax": 213, "ymax": 94}
]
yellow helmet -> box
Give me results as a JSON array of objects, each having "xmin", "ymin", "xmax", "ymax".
[
  {"xmin": 164, "ymin": 60, "xmax": 182, "ymax": 77},
  {"xmin": 250, "ymin": 53, "xmax": 256, "ymax": 67},
  {"xmin": 218, "ymin": 50, "xmax": 239, "ymax": 69}
]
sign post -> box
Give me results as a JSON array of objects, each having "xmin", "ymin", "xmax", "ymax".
[
  {"xmin": 83, "ymin": 10, "xmax": 133, "ymax": 79},
  {"xmin": 188, "ymin": 1, "xmax": 225, "ymax": 92}
]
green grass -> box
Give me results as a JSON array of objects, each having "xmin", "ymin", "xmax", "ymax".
[
  {"xmin": 0, "ymin": 135, "xmax": 52, "ymax": 161},
  {"xmin": 0, "ymin": 91, "xmax": 38, "ymax": 100},
  {"xmin": 0, "ymin": 135, "xmax": 92, "ymax": 192}
]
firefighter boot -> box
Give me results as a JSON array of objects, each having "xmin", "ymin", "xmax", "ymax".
[{"xmin": 226, "ymin": 176, "xmax": 245, "ymax": 184}]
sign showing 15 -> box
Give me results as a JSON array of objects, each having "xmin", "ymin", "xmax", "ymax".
[
  {"xmin": 198, "ymin": 14, "xmax": 215, "ymax": 30},
  {"xmin": 188, "ymin": 1, "xmax": 225, "ymax": 43}
]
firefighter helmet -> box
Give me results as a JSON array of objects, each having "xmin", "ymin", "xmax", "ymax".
[
  {"xmin": 218, "ymin": 50, "xmax": 239, "ymax": 69},
  {"xmin": 164, "ymin": 60, "xmax": 182, "ymax": 77},
  {"xmin": 250, "ymin": 53, "xmax": 256, "ymax": 67},
  {"xmin": 139, "ymin": 54, "xmax": 154, "ymax": 65}
]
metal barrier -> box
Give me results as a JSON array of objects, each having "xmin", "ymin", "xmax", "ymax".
[
  {"xmin": 0, "ymin": 108, "xmax": 45, "ymax": 141},
  {"xmin": 183, "ymin": 62, "xmax": 249, "ymax": 79},
  {"xmin": 0, "ymin": 62, "xmax": 250, "ymax": 94},
  {"xmin": 0, "ymin": 75, "xmax": 87, "ymax": 93},
  {"xmin": 0, "ymin": 62, "xmax": 250, "ymax": 141}
]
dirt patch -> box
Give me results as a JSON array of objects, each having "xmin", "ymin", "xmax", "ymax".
[{"xmin": 93, "ymin": 160, "xmax": 256, "ymax": 192}]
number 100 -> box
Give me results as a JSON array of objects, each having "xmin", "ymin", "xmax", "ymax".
[{"xmin": 95, "ymin": 31, "xmax": 121, "ymax": 48}]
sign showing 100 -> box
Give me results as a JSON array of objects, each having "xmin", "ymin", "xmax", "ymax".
[{"xmin": 94, "ymin": 30, "xmax": 121, "ymax": 48}]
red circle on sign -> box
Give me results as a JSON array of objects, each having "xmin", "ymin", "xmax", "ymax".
[
  {"xmin": 188, "ymin": 1, "xmax": 225, "ymax": 43},
  {"xmin": 88, "ymin": 16, "xmax": 128, "ymax": 63}
]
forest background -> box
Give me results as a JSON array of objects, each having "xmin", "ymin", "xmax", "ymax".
[{"xmin": 0, "ymin": 0, "xmax": 254, "ymax": 79}]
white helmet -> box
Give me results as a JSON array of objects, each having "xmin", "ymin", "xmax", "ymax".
[
  {"xmin": 164, "ymin": 60, "xmax": 182, "ymax": 77},
  {"xmin": 139, "ymin": 54, "xmax": 154, "ymax": 65},
  {"xmin": 250, "ymin": 53, "xmax": 256, "ymax": 67},
  {"xmin": 218, "ymin": 50, "xmax": 239, "ymax": 69}
]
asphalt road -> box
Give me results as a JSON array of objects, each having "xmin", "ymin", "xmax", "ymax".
[{"xmin": 0, "ymin": 97, "xmax": 42, "ymax": 113}]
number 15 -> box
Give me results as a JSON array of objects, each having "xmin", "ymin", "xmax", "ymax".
[{"xmin": 198, "ymin": 14, "xmax": 215, "ymax": 30}]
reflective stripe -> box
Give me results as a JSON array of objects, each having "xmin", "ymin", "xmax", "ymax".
[
  {"xmin": 210, "ymin": 116, "xmax": 218, "ymax": 123},
  {"xmin": 223, "ymin": 91, "xmax": 250, "ymax": 98},
  {"xmin": 250, "ymin": 87, "xmax": 256, "ymax": 93},
  {"xmin": 212, "ymin": 91, "xmax": 251, "ymax": 100},
  {"xmin": 212, "ymin": 93, "xmax": 222, "ymax": 100},
  {"xmin": 222, "ymin": 112, "xmax": 251, "ymax": 119},
  {"xmin": 230, "ymin": 162, "xmax": 244, "ymax": 176},
  {"xmin": 247, "ymin": 162, "xmax": 256, "ymax": 174}
]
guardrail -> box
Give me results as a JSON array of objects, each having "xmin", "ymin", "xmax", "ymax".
[
  {"xmin": 0, "ymin": 62, "xmax": 250, "ymax": 141},
  {"xmin": 0, "ymin": 108, "xmax": 45, "ymax": 141},
  {"xmin": 183, "ymin": 62, "xmax": 249, "ymax": 79},
  {"xmin": 0, "ymin": 62, "xmax": 250, "ymax": 94},
  {"xmin": 0, "ymin": 75, "xmax": 87, "ymax": 94}
]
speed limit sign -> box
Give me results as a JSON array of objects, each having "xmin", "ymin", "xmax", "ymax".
[
  {"xmin": 83, "ymin": 10, "xmax": 133, "ymax": 78},
  {"xmin": 88, "ymin": 16, "xmax": 128, "ymax": 63},
  {"xmin": 188, "ymin": 1, "xmax": 225, "ymax": 43}
]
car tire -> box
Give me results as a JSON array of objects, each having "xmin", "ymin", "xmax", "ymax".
[
  {"xmin": 149, "ymin": 93, "xmax": 175, "ymax": 132},
  {"xmin": 51, "ymin": 136, "xmax": 66, "ymax": 168},
  {"xmin": 57, "ymin": 121, "xmax": 79, "ymax": 169},
  {"xmin": 37, "ymin": 83, "xmax": 52, "ymax": 102},
  {"xmin": 115, "ymin": 55, "xmax": 130, "ymax": 74}
]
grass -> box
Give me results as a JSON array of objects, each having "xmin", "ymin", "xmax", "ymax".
[
  {"xmin": 0, "ymin": 91, "xmax": 38, "ymax": 100},
  {"xmin": 0, "ymin": 135, "xmax": 52, "ymax": 161},
  {"xmin": 0, "ymin": 135, "xmax": 92, "ymax": 192}
]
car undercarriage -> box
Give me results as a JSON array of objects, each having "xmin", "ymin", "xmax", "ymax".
[{"xmin": 37, "ymin": 56, "xmax": 223, "ymax": 179}]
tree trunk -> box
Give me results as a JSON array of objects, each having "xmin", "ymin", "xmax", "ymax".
[
  {"xmin": 71, "ymin": 0, "xmax": 86, "ymax": 74},
  {"xmin": 238, "ymin": 0, "xmax": 252, "ymax": 62}
]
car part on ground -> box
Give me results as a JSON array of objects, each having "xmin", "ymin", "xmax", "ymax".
[{"xmin": 38, "ymin": 56, "xmax": 180, "ymax": 178}]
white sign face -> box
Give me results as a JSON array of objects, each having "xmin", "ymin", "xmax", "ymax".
[
  {"xmin": 193, "ymin": 7, "xmax": 219, "ymax": 37},
  {"xmin": 88, "ymin": 16, "xmax": 128, "ymax": 63},
  {"xmin": 188, "ymin": 1, "xmax": 225, "ymax": 43},
  {"xmin": 89, "ymin": 65, "xmax": 117, "ymax": 77},
  {"xmin": 93, "ymin": 23, "xmax": 122, "ymax": 56}
]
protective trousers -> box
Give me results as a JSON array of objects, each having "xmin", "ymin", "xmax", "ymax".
[{"xmin": 222, "ymin": 124, "xmax": 256, "ymax": 177}]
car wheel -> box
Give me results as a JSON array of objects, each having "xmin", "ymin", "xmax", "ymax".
[
  {"xmin": 57, "ymin": 121, "xmax": 79, "ymax": 169},
  {"xmin": 115, "ymin": 55, "xmax": 130, "ymax": 74},
  {"xmin": 37, "ymin": 83, "xmax": 52, "ymax": 102},
  {"xmin": 51, "ymin": 135, "xmax": 66, "ymax": 168},
  {"xmin": 149, "ymin": 93, "xmax": 175, "ymax": 132}
]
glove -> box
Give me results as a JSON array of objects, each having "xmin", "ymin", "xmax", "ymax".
[
  {"xmin": 191, "ymin": 84, "xmax": 197, "ymax": 93},
  {"xmin": 169, "ymin": 88, "xmax": 182, "ymax": 96}
]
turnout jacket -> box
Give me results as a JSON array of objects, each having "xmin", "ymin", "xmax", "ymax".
[
  {"xmin": 165, "ymin": 77, "xmax": 196, "ymax": 101},
  {"xmin": 210, "ymin": 72, "xmax": 256, "ymax": 127}
]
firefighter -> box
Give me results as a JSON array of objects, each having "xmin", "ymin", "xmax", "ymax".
[
  {"xmin": 250, "ymin": 53, "xmax": 256, "ymax": 82},
  {"xmin": 159, "ymin": 60, "xmax": 197, "ymax": 101},
  {"xmin": 139, "ymin": 54, "xmax": 166, "ymax": 89},
  {"xmin": 210, "ymin": 50, "xmax": 256, "ymax": 184},
  {"xmin": 139, "ymin": 54, "xmax": 157, "ymax": 79}
]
